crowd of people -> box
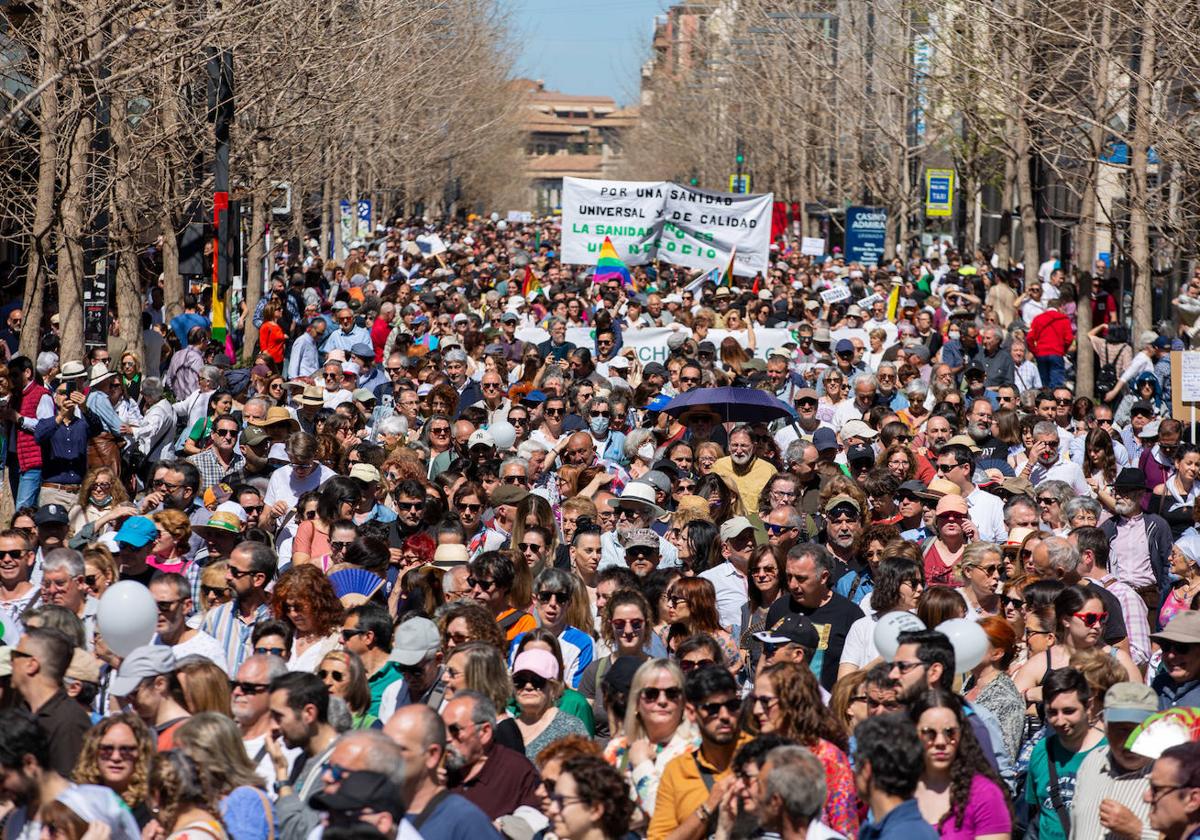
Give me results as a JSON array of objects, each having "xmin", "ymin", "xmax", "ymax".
[{"xmin": 3, "ymin": 218, "xmax": 1200, "ymax": 840}]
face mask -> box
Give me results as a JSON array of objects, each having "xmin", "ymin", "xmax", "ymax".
[
  {"xmin": 589, "ymin": 417, "xmax": 610, "ymax": 437},
  {"xmin": 91, "ymin": 495, "xmax": 113, "ymax": 508},
  {"xmin": 948, "ymin": 330, "xmax": 961, "ymax": 341},
  {"xmin": 638, "ymin": 443, "xmax": 655, "ymax": 461}
]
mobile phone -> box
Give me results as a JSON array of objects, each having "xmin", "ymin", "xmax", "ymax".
[{"xmin": 64, "ymin": 380, "xmax": 76, "ymax": 396}]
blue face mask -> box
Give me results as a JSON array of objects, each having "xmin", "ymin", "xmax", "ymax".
[{"xmin": 589, "ymin": 417, "xmax": 610, "ymax": 437}]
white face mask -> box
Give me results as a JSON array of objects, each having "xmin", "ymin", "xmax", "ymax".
[{"xmin": 638, "ymin": 443, "xmax": 655, "ymax": 462}]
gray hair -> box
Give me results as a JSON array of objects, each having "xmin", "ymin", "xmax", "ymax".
[
  {"xmin": 584, "ymin": 396, "xmax": 611, "ymax": 416},
  {"xmin": 1064, "ymin": 496, "xmax": 1102, "ymax": 524},
  {"xmin": 851, "ymin": 372, "xmax": 878, "ymax": 391},
  {"xmin": 453, "ymin": 690, "xmax": 498, "ymax": 727},
  {"xmin": 548, "ymin": 317, "xmax": 567, "ymax": 330},
  {"xmin": 1042, "ymin": 535, "xmax": 1080, "ymax": 574},
  {"xmin": 960, "ymin": 541, "xmax": 1002, "ymax": 571},
  {"xmin": 199, "ymin": 365, "xmax": 224, "ymax": 388},
  {"xmin": 876, "ymin": 362, "xmax": 897, "ymax": 375},
  {"xmin": 500, "ymin": 456, "xmax": 530, "ymax": 476},
  {"xmin": 516, "ymin": 440, "xmax": 546, "ymax": 461},
  {"xmin": 335, "ymin": 730, "xmax": 406, "ymax": 789},
  {"xmin": 770, "ymin": 507, "xmax": 803, "ymax": 528},
  {"xmin": 244, "ymin": 653, "xmax": 289, "ymax": 682},
  {"xmin": 1036, "ymin": 479, "xmax": 1073, "ymax": 507},
  {"xmin": 377, "ymin": 415, "xmax": 407, "ymax": 437},
  {"xmin": 141, "ymin": 377, "xmax": 165, "ymax": 403},
  {"xmin": 762, "ymin": 745, "xmax": 827, "ymax": 825},
  {"xmin": 786, "ymin": 542, "xmax": 834, "ymax": 577},
  {"xmin": 533, "ymin": 567, "xmax": 576, "ymax": 596},
  {"xmin": 35, "ymin": 352, "xmax": 58, "ymax": 377},
  {"xmin": 1032, "ymin": 420, "xmax": 1060, "ymax": 439},
  {"xmin": 623, "ymin": 428, "xmax": 656, "ymax": 461},
  {"xmin": 244, "ymin": 397, "xmax": 271, "ymax": 416},
  {"xmin": 444, "ymin": 349, "xmax": 468, "ymax": 364},
  {"xmin": 728, "ymin": 423, "xmax": 754, "ymax": 443},
  {"xmin": 41, "ymin": 548, "xmax": 84, "ymax": 578},
  {"xmin": 785, "ymin": 440, "xmax": 808, "ymax": 465},
  {"xmin": 1002, "ymin": 495, "xmax": 1038, "ymax": 528},
  {"xmin": 906, "ymin": 379, "xmax": 929, "ymax": 397}
]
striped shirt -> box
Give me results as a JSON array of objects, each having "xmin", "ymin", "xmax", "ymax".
[
  {"xmin": 1069, "ymin": 747, "xmax": 1154, "ymax": 840},
  {"xmin": 1089, "ymin": 573, "xmax": 1151, "ymax": 666},
  {"xmin": 201, "ymin": 599, "xmax": 272, "ymax": 674}
]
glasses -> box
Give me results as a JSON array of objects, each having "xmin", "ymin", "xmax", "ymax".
[
  {"xmin": 396, "ymin": 501, "xmax": 424, "ymax": 511},
  {"xmin": 615, "ymin": 506, "xmax": 644, "ymax": 520},
  {"xmin": 1002, "ymin": 596, "xmax": 1024, "ymax": 610},
  {"xmin": 764, "ymin": 523, "xmax": 795, "ymax": 536},
  {"xmin": 1024, "ymin": 627, "xmax": 1055, "ymax": 641},
  {"xmin": 330, "ymin": 541, "xmax": 353, "ymax": 553},
  {"xmin": 697, "ymin": 698, "xmax": 742, "ymax": 717},
  {"xmin": 1149, "ymin": 783, "xmax": 1194, "ymax": 803},
  {"xmin": 867, "ymin": 697, "xmax": 901, "ymax": 713},
  {"xmin": 202, "ymin": 585, "xmax": 230, "ymax": 599},
  {"xmin": 936, "ymin": 462, "xmax": 963, "ymax": 473},
  {"xmin": 340, "ymin": 628, "xmax": 366, "ymax": 641},
  {"xmin": 509, "ymin": 416, "xmax": 528, "ymax": 425},
  {"xmin": 640, "ymin": 686, "xmax": 682, "ymax": 704},
  {"xmin": 467, "ymin": 577, "xmax": 496, "ymax": 592},
  {"xmin": 482, "ymin": 382, "xmax": 502, "ymax": 391},
  {"xmin": 155, "ymin": 598, "xmax": 183, "ymax": 614},
  {"xmin": 230, "ymin": 680, "xmax": 269, "ymax": 694},
  {"xmin": 212, "ymin": 428, "xmax": 238, "ymax": 438},
  {"xmin": 514, "ymin": 673, "xmax": 548, "ymax": 691},
  {"xmin": 680, "ymin": 376, "xmax": 700, "ymax": 385},
  {"xmin": 319, "ymin": 668, "xmax": 347, "ymax": 682},
  {"xmin": 1073, "ymin": 611, "xmax": 1108, "ymax": 627},
  {"xmin": 1037, "ymin": 496, "xmax": 1059, "ymax": 506},
  {"xmin": 458, "ymin": 503, "xmax": 482, "ymax": 513},
  {"xmin": 429, "ymin": 426, "xmax": 450, "ymax": 435},
  {"xmin": 0, "ymin": 548, "xmax": 28, "ymax": 560},
  {"xmin": 679, "ymin": 658, "xmax": 715, "ymax": 672},
  {"xmin": 254, "ymin": 646, "xmax": 285, "ymax": 657},
  {"xmin": 749, "ymin": 694, "xmax": 779, "ymax": 710},
  {"xmin": 98, "ymin": 744, "xmax": 138, "ymax": 760},
  {"xmin": 751, "ymin": 566, "xmax": 779, "ymax": 579},
  {"xmin": 226, "ymin": 565, "xmax": 255, "ymax": 579},
  {"xmin": 544, "ymin": 407, "xmax": 565, "ymax": 416},
  {"xmin": 325, "ymin": 763, "xmax": 351, "ymax": 783},
  {"xmin": 1161, "ymin": 639, "xmax": 1199, "ymax": 655},
  {"xmin": 970, "ymin": 564, "xmax": 1001, "ymax": 576},
  {"xmin": 890, "ymin": 660, "xmax": 924, "ymax": 675},
  {"xmin": 547, "ymin": 793, "xmax": 586, "ymax": 811},
  {"xmin": 611, "ymin": 619, "xmax": 644, "ymax": 634},
  {"xmin": 918, "ymin": 726, "xmax": 960, "ymax": 745}
]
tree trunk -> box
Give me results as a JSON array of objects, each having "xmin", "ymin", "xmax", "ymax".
[
  {"xmin": 1129, "ymin": 0, "xmax": 1156, "ymax": 338},
  {"xmin": 57, "ymin": 84, "xmax": 90, "ymax": 364},
  {"xmin": 159, "ymin": 59, "xmax": 185, "ymax": 323},
  {"xmin": 242, "ymin": 138, "xmax": 270, "ymax": 362},
  {"xmin": 110, "ymin": 77, "xmax": 144, "ymax": 369},
  {"xmin": 22, "ymin": 0, "xmax": 60, "ymax": 361}
]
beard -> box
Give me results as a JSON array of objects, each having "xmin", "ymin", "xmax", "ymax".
[
  {"xmin": 968, "ymin": 422, "xmax": 990, "ymax": 442},
  {"xmin": 443, "ymin": 745, "xmax": 469, "ymax": 772},
  {"xmin": 1114, "ymin": 498, "xmax": 1141, "ymax": 517},
  {"xmin": 731, "ymin": 451, "xmax": 753, "ymax": 467}
]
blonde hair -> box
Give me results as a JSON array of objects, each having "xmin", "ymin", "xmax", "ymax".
[
  {"xmin": 173, "ymin": 713, "xmax": 263, "ymax": 794},
  {"xmin": 623, "ymin": 658, "xmax": 691, "ymax": 743}
]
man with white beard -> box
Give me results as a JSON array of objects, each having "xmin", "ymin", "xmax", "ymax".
[
  {"xmin": 1100, "ymin": 467, "xmax": 1172, "ymax": 608},
  {"xmin": 712, "ymin": 424, "xmax": 777, "ymax": 517},
  {"xmin": 965, "ymin": 398, "xmax": 1006, "ymax": 463}
]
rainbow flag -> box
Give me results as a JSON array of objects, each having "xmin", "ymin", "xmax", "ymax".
[
  {"xmin": 720, "ymin": 247, "xmax": 737, "ymax": 287},
  {"xmin": 521, "ymin": 265, "xmax": 540, "ymax": 297},
  {"xmin": 593, "ymin": 236, "xmax": 632, "ymax": 287}
]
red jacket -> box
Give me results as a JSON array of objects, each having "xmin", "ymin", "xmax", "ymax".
[{"xmin": 1027, "ymin": 309, "xmax": 1074, "ymax": 357}]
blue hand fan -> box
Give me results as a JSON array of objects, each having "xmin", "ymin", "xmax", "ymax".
[{"xmin": 328, "ymin": 568, "xmax": 385, "ymax": 603}]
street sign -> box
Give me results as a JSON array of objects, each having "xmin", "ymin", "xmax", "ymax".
[
  {"xmin": 925, "ymin": 169, "xmax": 954, "ymax": 217},
  {"xmin": 729, "ymin": 174, "xmax": 751, "ymax": 194}
]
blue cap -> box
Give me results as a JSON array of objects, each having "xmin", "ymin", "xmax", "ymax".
[
  {"xmin": 1154, "ymin": 336, "xmax": 1172, "ymax": 349},
  {"xmin": 835, "ymin": 339, "xmax": 854, "ymax": 354},
  {"xmin": 350, "ymin": 342, "xmax": 374, "ymax": 359},
  {"xmin": 522, "ymin": 390, "xmax": 547, "ymax": 405},
  {"xmin": 412, "ymin": 315, "xmax": 428, "ymax": 325},
  {"xmin": 645, "ymin": 394, "xmax": 672, "ymax": 412},
  {"xmin": 812, "ymin": 427, "xmax": 839, "ymax": 452},
  {"xmin": 115, "ymin": 516, "xmax": 157, "ymax": 548}
]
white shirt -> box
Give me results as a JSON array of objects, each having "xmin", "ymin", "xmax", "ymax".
[
  {"xmin": 1029, "ymin": 457, "xmax": 1093, "ymax": 497},
  {"xmin": 598, "ymin": 529, "xmax": 679, "ymax": 571},
  {"xmin": 698, "ymin": 562, "xmax": 748, "ymax": 634},
  {"xmin": 134, "ymin": 398, "xmax": 176, "ymax": 461},
  {"xmin": 840, "ymin": 613, "xmax": 880, "ymax": 670},
  {"xmin": 1020, "ymin": 299, "xmax": 1047, "ymax": 326},
  {"xmin": 966, "ymin": 487, "xmax": 1007, "ymax": 543},
  {"xmin": 1119, "ymin": 350, "xmax": 1155, "ymax": 385},
  {"xmin": 170, "ymin": 630, "xmax": 230, "ymax": 673},
  {"xmin": 244, "ymin": 734, "xmax": 302, "ymax": 796},
  {"xmin": 831, "ymin": 399, "xmax": 868, "ymax": 434},
  {"xmin": 264, "ymin": 463, "xmax": 338, "ymax": 508}
]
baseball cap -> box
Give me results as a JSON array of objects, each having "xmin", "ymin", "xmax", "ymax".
[
  {"xmin": 500, "ymin": 311, "xmax": 519, "ymax": 323},
  {"xmin": 754, "ymin": 614, "xmax": 819, "ymax": 649},
  {"xmin": 824, "ymin": 494, "xmax": 861, "ymax": 515},
  {"xmin": 835, "ymin": 339, "xmax": 854, "ymax": 354},
  {"xmin": 620, "ymin": 528, "xmax": 660, "ymax": 550},
  {"xmin": 897, "ymin": 480, "xmax": 927, "ymax": 498},
  {"xmin": 1154, "ymin": 336, "xmax": 1173, "ymax": 349},
  {"xmin": 812, "ymin": 427, "xmax": 839, "ymax": 453},
  {"xmin": 35, "ymin": 504, "xmax": 69, "ymax": 526},
  {"xmin": 794, "ymin": 388, "xmax": 818, "ymax": 402},
  {"xmin": 840, "ymin": 419, "xmax": 877, "ymax": 440},
  {"xmin": 114, "ymin": 516, "xmax": 157, "ymax": 549},
  {"xmin": 389, "ymin": 617, "xmax": 440, "ymax": 666},
  {"xmin": 351, "ymin": 388, "xmax": 375, "ymax": 403},
  {"xmin": 719, "ymin": 516, "xmax": 755, "ymax": 542},
  {"xmin": 242, "ymin": 425, "xmax": 269, "ymax": 447},
  {"xmin": 846, "ymin": 443, "xmax": 875, "ymax": 465},
  {"xmin": 109, "ymin": 646, "xmax": 177, "ymax": 698},
  {"xmin": 489, "ymin": 485, "xmax": 528, "ymax": 507},
  {"xmin": 1104, "ymin": 682, "xmax": 1159, "ymax": 724},
  {"xmin": 350, "ymin": 342, "xmax": 374, "ymax": 359},
  {"xmin": 349, "ymin": 463, "xmax": 381, "ymax": 484},
  {"xmin": 310, "ymin": 771, "xmax": 405, "ymax": 819},
  {"xmin": 513, "ymin": 648, "xmax": 561, "ymax": 681},
  {"xmin": 468, "ymin": 429, "xmax": 495, "ymax": 449},
  {"xmin": 640, "ymin": 471, "xmax": 671, "ymax": 494}
]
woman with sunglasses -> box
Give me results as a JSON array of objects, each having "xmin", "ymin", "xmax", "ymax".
[
  {"xmin": 511, "ymin": 629, "xmax": 596, "ymax": 733},
  {"xmin": 1034, "ymin": 480, "xmax": 1072, "ymax": 537},
  {"xmin": 250, "ymin": 619, "xmax": 293, "ymax": 660},
  {"xmin": 924, "ymin": 494, "xmax": 972, "ymax": 587},
  {"xmin": 908, "ymin": 688, "xmax": 1012, "ymax": 839},
  {"xmin": 69, "ymin": 466, "xmax": 130, "ymax": 535},
  {"xmin": 579, "ymin": 590, "xmax": 654, "ymax": 738},
  {"xmin": 604, "ymin": 659, "xmax": 694, "ymax": 819},
  {"xmin": 82, "ymin": 545, "xmax": 118, "ymax": 600},
  {"xmin": 838, "ymin": 557, "xmax": 924, "ymax": 678},
  {"xmin": 664, "ymin": 577, "xmax": 742, "ymax": 676},
  {"xmin": 522, "ymin": 568, "xmax": 595, "ymax": 688},
  {"xmin": 291, "ymin": 477, "xmax": 362, "ymax": 569},
  {"xmin": 817, "ymin": 371, "xmax": 847, "ymax": 424},
  {"xmin": 1017, "ymin": 584, "xmax": 1140, "ymax": 707},
  {"xmin": 421, "ymin": 412, "xmax": 455, "ymax": 479},
  {"xmin": 739, "ymin": 544, "xmax": 785, "ymax": 672},
  {"xmin": 269, "ymin": 565, "xmax": 343, "ymax": 673},
  {"xmin": 1148, "ymin": 443, "xmax": 1200, "ymax": 539},
  {"xmin": 749, "ymin": 662, "xmax": 858, "ymax": 838},
  {"xmin": 317, "ymin": 650, "xmax": 377, "ymax": 729},
  {"xmin": 73, "ymin": 712, "xmax": 157, "ymax": 826},
  {"xmin": 183, "ymin": 389, "xmax": 234, "ymax": 456},
  {"xmin": 511, "ymin": 648, "xmax": 590, "ymax": 761},
  {"xmin": 148, "ymin": 509, "xmax": 193, "ymax": 575},
  {"xmin": 955, "ymin": 541, "xmax": 1004, "ymax": 619}
]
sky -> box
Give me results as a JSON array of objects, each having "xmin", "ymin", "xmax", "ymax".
[{"xmin": 507, "ymin": 0, "xmax": 667, "ymax": 106}]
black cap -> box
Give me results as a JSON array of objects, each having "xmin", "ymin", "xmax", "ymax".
[
  {"xmin": 650, "ymin": 459, "xmax": 682, "ymax": 481},
  {"xmin": 754, "ymin": 614, "xmax": 819, "ymax": 649},
  {"xmin": 35, "ymin": 504, "xmax": 69, "ymax": 526},
  {"xmin": 310, "ymin": 771, "xmax": 405, "ymax": 819},
  {"xmin": 846, "ymin": 443, "xmax": 875, "ymax": 465},
  {"xmin": 1131, "ymin": 400, "xmax": 1155, "ymax": 417},
  {"xmin": 1114, "ymin": 467, "xmax": 1148, "ymax": 491},
  {"xmin": 697, "ymin": 341, "xmax": 716, "ymax": 354},
  {"xmin": 897, "ymin": 479, "xmax": 927, "ymax": 498},
  {"xmin": 601, "ymin": 655, "xmax": 643, "ymax": 698}
]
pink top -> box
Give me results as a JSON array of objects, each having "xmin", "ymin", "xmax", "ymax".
[{"xmin": 936, "ymin": 773, "xmax": 1011, "ymax": 840}]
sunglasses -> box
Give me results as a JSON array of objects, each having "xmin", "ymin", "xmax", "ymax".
[
  {"xmin": 918, "ymin": 726, "xmax": 960, "ymax": 745},
  {"xmin": 1073, "ymin": 611, "xmax": 1108, "ymax": 627},
  {"xmin": 679, "ymin": 658, "xmax": 714, "ymax": 672},
  {"xmin": 254, "ymin": 646, "xmax": 286, "ymax": 657},
  {"xmin": 697, "ymin": 698, "xmax": 742, "ymax": 717},
  {"xmin": 640, "ymin": 686, "xmax": 682, "ymax": 704},
  {"xmin": 330, "ymin": 541, "xmax": 354, "ymax": 553},
  {"xmin": 458, "ymin": 503, "xmax": 482, "ymax": 512},
  {"xmin": 611, "ymin": 618, "xmax": 644, "ymax": 634},
  {"xmin": 544, "ymin": 407, "xmax": 564, "ymax": 416},
  {"xmin": 0, "ymin": 549, "xmax": 26, "ymax": 560},
  {"xmin": 341, "ymin": 628, "xmax": 366, "ymax": 640},
  {"xmin": 98, "ymin": 744, "xmax": 138, "ymax": 760},
  {"xmin": 1160, "ymin": 639, "xmax": 1198, "ymax": 655},
  {"xmin": 514, "ymin": 672, "xmax": 548, "ymax": 691},
  {"xmin": 467, "ymin": 577, "xmax": 496, "ymax": 591},
  {"xmin": 318, "ymin": 668, "xmax": 347, "ymax": 682},
  {"xmin": 396, "ymin": 501, "xmax": 424, "ymax": 511},
  {"xmin": 537, "ymin": 590, "xmax": 567, "ymax": 604},
  {"xmin": 230, "ymin": 680, "xmax": 270, "ymax": 694}
]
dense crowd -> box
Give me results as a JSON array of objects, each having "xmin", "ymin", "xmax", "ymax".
[{"xmin": 2, "ymin": 219, "xmax": 1200, "ymax": 840}]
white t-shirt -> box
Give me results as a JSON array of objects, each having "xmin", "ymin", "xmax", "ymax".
[
  {"xmin": 840, "ymin": 613, "xmax": 880, "ymax": 671},
  {"xmin": 171, "ymin": 630, "xmax": 230, "ymax": 673},
  {"xmin": 966, "ymin": 487, "xmax": 1007, "ymax": 543},
  {"xmin": 264, "ymin": 463, "xmax": 338, "ymax": 508}
]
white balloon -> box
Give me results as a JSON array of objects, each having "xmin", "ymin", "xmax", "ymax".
[
  {"xmin": 96, "ymin": 581, "xmax": 159, "ymax": 657},
  {"xmin": 489, "ymin": 421, "xmax": 516, "ymax": 451},
  {"xmin": 936, "ymin": 617, "xmax": 990, "ymax": 672},
  {"xmin": 872, "ymin": 611, "xmax": 926, "ymax": 662}
]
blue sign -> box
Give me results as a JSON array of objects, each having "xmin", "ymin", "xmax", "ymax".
[
  {"xmin": 1100, "ymin": 141, "xmax": 1159, "ymax": 165},
  {"xmin": 845, "ymin": 206, "xmax": 888, "ymax": 266}
]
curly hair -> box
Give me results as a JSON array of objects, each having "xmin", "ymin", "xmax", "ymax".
[
  {"xmin": 907, "ymin": 688, "xmax": 1011, "ymax": 831},
  {"xmin": 561, "ymin": 755, "xmax": 636, "ymax": 838},
  {"xmin": 73, "ymin": 713, "xmax": 155, "ymax": 807},
  {"xmin": 436, "ymin": 600, "xmax": 505, "ymax": 654},
  {"xmin": 78, "ymin": 466, "xmax": 129, "ymax": 509},
  {"xmin": 150, "ymin": 750, "xmax": 224, "ymax": 833},
  {"xmin": 876, "ymin": 444, "xmax": 915, "ymax": 480},
  {"xmin": 270, "ymin": 564, "xmax": 344, "ymax": 636},
  {"xmin": 600, "ymin": 589, "xmax": 652, "ymax": 647},
  {"xmin": 759, "ymin": 662, "xmax": 847, "ymax": 751}
]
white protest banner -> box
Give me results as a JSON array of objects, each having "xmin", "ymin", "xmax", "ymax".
[
  {"xmin": 560, "ymin": 177, "xmax": 774, "ymax": 276},
  {"xmin": 819, "ymin": 285, "xmax": 851, "ymax": 304},
  {"xmin": 515, "ymin": 327, "xmax": 548, "ymax": 345},
  {"xmin": 659, "ymin": 184, "xmax": 774, "ymax": 276},
  {"xmin": 560, "ymin": 178, "xmax": 665, "ymax": 266},
  {"xmin": 707, "ymin": 328, "xmax": 795, "ymax": 361},
  {"xmin": 801, "ymin": 237, "xmax": 826, "ymax": 256},
  {"xmin": 506, "ymin": 211, "xmax": 533, "ymax": 223},
  {"xmin": 830, "ymin": 327, "xmax": 870, "ymax": 347},
  {"xmin": 857, "ymin": 293, "xmax": 883, "ymax": 309},
  {"xmin": 515, "ymin": 326, "xmax": 595, "ymax": 351},
  {"xmin": 416, "ymin": 234, "xmax": 447, "ymax": 256},
  {"xmin": 621, "ymin": 327, "xmax": 676, "ymax": 366}
]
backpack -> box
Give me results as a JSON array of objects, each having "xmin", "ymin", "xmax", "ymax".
[{"xmin": 1096, "ymin": 341, "xmax": 1119, "ymax": 396}]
